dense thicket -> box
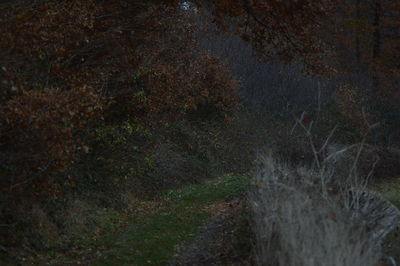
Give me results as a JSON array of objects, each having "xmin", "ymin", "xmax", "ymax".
[{"xmin": 0, "ymin": 0, "xmax": 240, "ymax": 199}]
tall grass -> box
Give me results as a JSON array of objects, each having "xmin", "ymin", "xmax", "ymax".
[{"xmin": 249, "ymin": 155, "xmax": 384, "ymax": 266}]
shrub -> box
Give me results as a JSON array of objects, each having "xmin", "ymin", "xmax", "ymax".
[{"xmin": 0, "ymin": 86, "xmax": 102, "ymax": 197}]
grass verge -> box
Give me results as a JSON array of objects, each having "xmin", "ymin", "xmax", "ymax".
[{"xmin": 47, "ymin": 175, "xmax": 250, "ymax": 266}]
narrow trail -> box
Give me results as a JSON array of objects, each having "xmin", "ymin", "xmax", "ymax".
[
  {"xmin": 172, "ymin": 197, "xmax": 251, "ymax": 266},
  {"xmin": 88, "ymin": 175, "xmax": 251, "ymax": 266}
]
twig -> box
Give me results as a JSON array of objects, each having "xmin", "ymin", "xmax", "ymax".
[
  {"xmin": 294, "ymin": 115, "xmax": 320, "ymax": 169},
  {"xmin": 317, "ymin": 81, "xmax": 321, "ymax": 121},
  {"xmin": 319, "ymin": 124, "xmax": 338, "ymax": 153},
  {"xmin": 290, "ymin": 111, "xmax": 305, "ymax": 135}
]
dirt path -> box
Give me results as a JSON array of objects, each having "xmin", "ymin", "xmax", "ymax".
[{"xmin": 172, "ymin": 197, "xmax": 252, "ymax": 266}]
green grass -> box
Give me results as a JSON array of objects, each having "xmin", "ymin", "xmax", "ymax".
[
  {"xmin": 371, "ymin": 180, "xmax": 400, "ymax": 209},
  {"xmin": 91, "ymin": 175, "xmax": 250, "ymax": 265}
]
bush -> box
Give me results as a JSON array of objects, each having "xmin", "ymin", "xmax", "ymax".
[{"xmin": 0, "ymin": 86, "xmax": 102, "ymax": 197}]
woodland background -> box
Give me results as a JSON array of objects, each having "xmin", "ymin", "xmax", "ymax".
[{"xmin": 1, "ymin": 0, "xmax": 400, "ymax": 264}]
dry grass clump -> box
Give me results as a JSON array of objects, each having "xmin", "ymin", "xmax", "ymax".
[{"xmin": 249, "ymin": 155, "xmax": 398, "ymax": 266}]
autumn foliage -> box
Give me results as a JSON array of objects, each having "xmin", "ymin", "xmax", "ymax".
[
  {"xmin": 1, "ymin": 86, "xmax": 102, "ymax": 193},
  {"xmin": 1, "ymin": 0, "xmax": 398, "ymax": 199},
  {"xmin": 200, "ymin": 0, "xmax": 334, "ymax": 73},
  {"xmin": 0, "ymin": 0, "xmax": 239, "ymax": 197}
]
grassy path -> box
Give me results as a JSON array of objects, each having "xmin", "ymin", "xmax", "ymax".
[{"xmin": 90, "ymin": 175, "xmax": 250, "ymax": 265}]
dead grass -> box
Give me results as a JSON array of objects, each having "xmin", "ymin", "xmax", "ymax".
[{"xmin": 250, "ymin": 155, "xmax": 383, "ymax": 266}]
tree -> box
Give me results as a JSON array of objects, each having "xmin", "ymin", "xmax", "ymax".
[
  {"xmin": 192, "ymin": 0, "xmax": 334, "ymax": 73},
  {"xmin": 0, "ymin": 0, "xmax": 239, "ymax": 196}
]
